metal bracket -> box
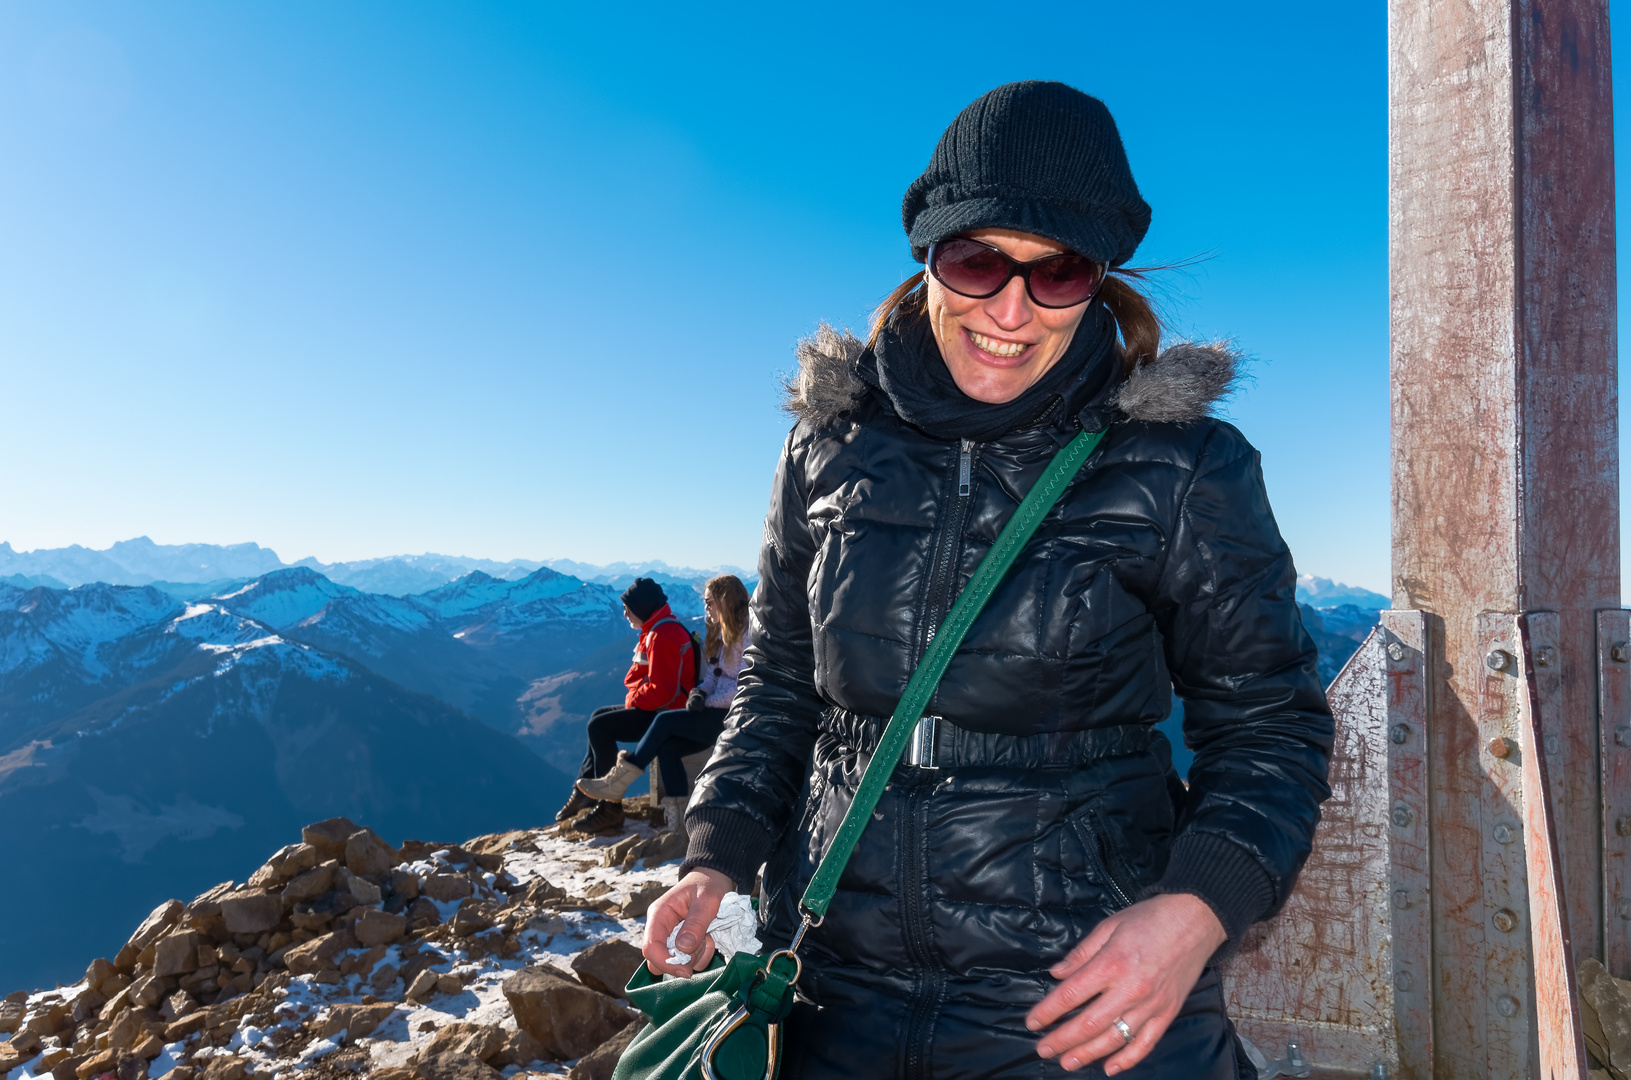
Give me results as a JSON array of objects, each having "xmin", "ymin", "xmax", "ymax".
[{"xmin": 906, "ymin": 715, "xmax": 940, "ymax": 769}]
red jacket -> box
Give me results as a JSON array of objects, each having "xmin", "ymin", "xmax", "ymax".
[{"xmin": 624, "ymin": 603, "xmax": 697, "ymax": 710}]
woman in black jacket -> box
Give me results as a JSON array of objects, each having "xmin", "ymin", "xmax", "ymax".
[{"xmin": 642, "ymin": 81, "xmax": 1333, "ymax": 1079}]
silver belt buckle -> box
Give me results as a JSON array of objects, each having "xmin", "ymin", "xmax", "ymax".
[{"xmin": 906, "ymin": 715, "xmax": 940, "ymax": 769}]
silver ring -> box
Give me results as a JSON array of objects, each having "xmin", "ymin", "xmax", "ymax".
[{"xmin": 1112, "ymin": 1017, "xmax": 1134, "ymax": 1044}]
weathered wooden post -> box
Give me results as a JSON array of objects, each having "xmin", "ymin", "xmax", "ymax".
[{"xmin": 1221, "ymin": 2, "xmax": 1618, "ymax": 1077}]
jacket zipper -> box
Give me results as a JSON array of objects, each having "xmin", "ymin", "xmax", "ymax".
[
  {"xmin": 900, "ymin": 439, "xmax": 973, "ymax": 1079},
  {"xmin": 1074, "ymin": 812, "xmax": 1137, "ymax": 909}
]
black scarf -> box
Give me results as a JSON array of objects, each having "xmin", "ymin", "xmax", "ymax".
[{"xmin": 862, "ymin": 301, "xmax": 1121, "ymax": 442}]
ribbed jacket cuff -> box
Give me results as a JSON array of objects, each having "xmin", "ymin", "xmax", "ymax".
[
  {"xmin": 679, "ymin": 807, "xmax": 775, "ymax": 892},
  {"xmin": 1149, "ymin": 832, "xmax": 1276, "ymax": 946}
]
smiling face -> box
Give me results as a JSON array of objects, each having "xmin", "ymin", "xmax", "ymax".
[{"xmin": 924, "ymin": 228, "xmax": 1094, "ymax": 405}]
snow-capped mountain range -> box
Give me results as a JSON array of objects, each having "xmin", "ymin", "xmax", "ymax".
[{"xmin": 0, "ymin": 537, "xmax": 752, "ymax": 598}]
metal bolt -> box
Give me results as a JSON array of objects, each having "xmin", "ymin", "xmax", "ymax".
[
  {"xmin": 1619, "ymin": 898, "xmax": 1631, "ymax": 921},
  {"xmin": 1616, "ymin": 817, "xmax": 1631, "ymax": 837},
  {"xmin": 1386, "ymin": 642, "xmax": 1406, "ymax": 662},
  {"xmin": 1392, "ymin": 889, "xmax": 1410, "ymax": 910},
  {"xmin": 1545, "ymin": 734, "xmax": 1561, "ymax": 756},
  {"xmin": 1493, "ymin": 823, "xmax": 1517, "ymax": 844},
  {"xmin": 1496, "ymin": 995, "xmax": 1520, "ymax": 1018},
  {"xmin": 1617, "ymin": 726, "xmax": 1631, "ymax": 748},
  {"xmin": 1492, "ymin": 908, "xmax": 1520, "ymax": 933},
  {"xmin": 1486, "ymin": 649, "xmax": 1513, "ymax": 672},
  {"xmin": 1395, "ymin": 970, "xmax": 1414, "ymax": 992},
  {"xmin": 1285, "ymin": 1043, "xmax": 1310, "ymax": 1078},
  {"xmin": 1614, "ymin": 642, "xmax": 1630, "ymax": 663},
  {"xmin": 1370, "ymin": 1062, "xmax": 1393, "ymax": 1080},
  {"xmin": 1390, "ymin": 723, "xmax": 1411, "ymax": 745},
  {"xmin": 1535, "ymin": 646, "xmax": 1555, "ymax": 668},
  {"xmin": 1391, "ymin": 804, "xmax": 1414, "ymax": 828},
  {"xmin": 1488, "ymin": 737, "xmax": 1513, "ymax": 759}
]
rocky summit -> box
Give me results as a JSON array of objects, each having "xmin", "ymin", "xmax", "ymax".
[{"xmin": 0, "ymin": 803, "xmax": 693, "ymax": 1080}]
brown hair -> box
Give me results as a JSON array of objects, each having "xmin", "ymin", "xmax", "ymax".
[
  {"xmin": 703, "ymin": 574, "xmax": 751, "ymax": 662},
  {"xmin": 865, "ymin": 265, "xmax": 1163, "ymax": 375}
]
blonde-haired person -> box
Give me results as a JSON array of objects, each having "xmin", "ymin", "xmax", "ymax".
[{"xmin": 576, "ymin": 574, "xmax": 751, "ymax": 826}]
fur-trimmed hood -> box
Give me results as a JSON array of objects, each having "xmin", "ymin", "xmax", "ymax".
[{"xmin": 783, "ymin": 323, "xmax": 1241, "ymax": 430}]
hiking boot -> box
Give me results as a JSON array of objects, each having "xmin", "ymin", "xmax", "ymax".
[
  {"xmin": 658, "ymin": 794, "xmax": 691, "ymax": 835},
  {"xmin": 567, "ymin": 800, "xmax": 626, "ymax": 836},
  {"xmin": 576, "ymin": 750, "xmax": 645, "ymax": 802},
  {"xmin": 555, "ymin": 787, "xmax": 596, "ymax": 823}
]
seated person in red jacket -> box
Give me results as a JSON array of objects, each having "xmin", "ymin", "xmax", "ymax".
[{"xmin": 555, "ymin": 577, "xmax": 697, "ymax": 833}]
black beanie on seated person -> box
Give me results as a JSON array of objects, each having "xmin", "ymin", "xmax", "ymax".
[{"xmin": 621, "ymin": 577, "xmax": 668, "ymax": 622}]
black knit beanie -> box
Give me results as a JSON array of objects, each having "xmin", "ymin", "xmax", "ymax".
[
  {"xmin": 621, "ymin": 577, "xmax": 667, "ymax": 622},
  {"xmin": 902, "ymin": 81, "xmax": 1150, "ymax": 266}
]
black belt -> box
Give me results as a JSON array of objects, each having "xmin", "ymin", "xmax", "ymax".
[{"xmin": 819, "ymin": 708, "xmax": 1156, "ymax": 769}]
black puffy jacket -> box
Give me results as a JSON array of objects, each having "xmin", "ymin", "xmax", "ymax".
[{"xmin": 683, "ymin": 327, "xmax": 1333, "ymax": 1079}]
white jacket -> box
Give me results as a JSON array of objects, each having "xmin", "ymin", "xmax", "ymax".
[{"xmin": 696, "ymin": 629, "xmax": 750, "ymax": 710}]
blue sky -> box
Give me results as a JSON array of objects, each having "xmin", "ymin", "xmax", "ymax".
[{"xmin": 0, "ymin": 2, "xmax": 1615, "ymax": 595}]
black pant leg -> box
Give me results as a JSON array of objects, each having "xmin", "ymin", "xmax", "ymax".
[
  {"xmin": 582, "ymin": 705, "xmax": 657, "ymax": 779},
  {"xmin": 632, "ymin": 707, "xmax": 727, "ymax": 795}
]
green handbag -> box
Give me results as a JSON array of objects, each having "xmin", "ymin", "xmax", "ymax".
[{"xmin": 612, "ymin": 428, "xmax": 1108, "ymax": 1080}]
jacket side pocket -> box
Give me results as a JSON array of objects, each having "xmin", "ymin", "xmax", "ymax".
[{"xmin": 1069, "ymin": 807, "xmax": 1140, "ymax": 911}]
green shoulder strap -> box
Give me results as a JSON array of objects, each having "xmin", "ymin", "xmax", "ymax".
[{"xmin": 797, "ymin": 428, "xmax": 1106, "ymax": 920}]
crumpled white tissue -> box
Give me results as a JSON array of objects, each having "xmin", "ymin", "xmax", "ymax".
[{"xmin": 665, "ymin": 891, "xmax": 762, "ymax": 966}]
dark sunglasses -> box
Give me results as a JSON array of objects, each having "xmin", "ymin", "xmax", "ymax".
[{"xmin": 927, "ymin": 237, "xmax": 1107, "ymax": 309}]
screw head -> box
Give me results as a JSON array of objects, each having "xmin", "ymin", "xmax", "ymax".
[
  {"xmin": 1487, "ymin": 649, "xmax": 1513, "ymax": 672},
  {"xmin": 1545, "ymin": 734, "xmax": 1561, "ymax": 756},
  {"xmin": 1392, "ymin": 889, "xmax": 1410, "ymax": 910},
  {"xmin": 1614, "ymin": 643, "xmax": 1630, "ymax": 663},
  {"xmin": 1619, "ymin": 898, "xmax": 1631, "ymax": 920},
  {"xmin": 1390, "ymin": 723, "xmax": 1411, "ymax": 745},
  {"xmin": 1617, "ymin": 726, "xmax": 1631, "ymax": 748},
  {"xmin": 1535, "ymin": 646, "xmax": 1555, "ymax": 668},
  {"xmin": 1492, "ymin": 908, "xmax": 1519, "ymax": 933},
  {"xmin": 1391, "ymin": 804, "xmax": 1414, "ymax": 828},
  {"xmin": 1616, "ymin": 817, "xmax": 1631, "ymax": 838},
  {"xmin": 1488, "ymin": 737, "xmax": 1513, "ymax": 759},
  {"xmin": 1496, "ymin": 995, "xmax": 1520, "ymax": 1018},
  {"xmin": 1386, "ymin": 642, "xmax": 1405, "ymax": 662},
  {"xmin": 1394, "ymin": 970, "xmax": 1414, "ymax": 992},
  {"xmin": 1493, "ymin": 823, "xmax": 1517, "ymax": 844}
]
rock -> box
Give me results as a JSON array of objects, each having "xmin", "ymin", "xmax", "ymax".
[
  {"xmin": 345, "ymin": 828, "xmax": 401, "ymax": 878},
  {"xmin": 369, "ymin": 963, "xmax": 400, "ymax": 995},
  {"xmin": 127, "ymin": 974, "xmax": 165, "ymax": 1009},
  {"xmin": 155, "ymin": 1069, "xmax": 196, "ymax": 1080},
  {"xmin": 85, "ymin": 958, "xmax": 117, "ymax": 990},
  {"xmin": 302, "ymin": 817, "xmax": 361, "ymax": 857},
  {"xmin": 404, "ymin": 969, "xmax": 438, "ymax": 1003},
  {"xmin": 627, "ymin": 830, "xmax": 687, "ymax": 868},
  {"xmin": 337, "ymin": 867, "xmax": 383, "ymax": 905},
  {"xmin": 281, "ymin": 862, "xmax": 337, "ymax": 905},
  {"xmin": 132, "ymin": 1034, "xmax": 164, "ymax": 1061},
  {"xmin": 424, "ymin": 1022, "xmax": 505, "ymax": 1062},
  {"xmin": 163, "ymin": 1014, "xmax": 208, "ymax": 1041},
  {"xmin": 183, "ymin": 882, "xmax": 237, "ymax": 919},
  {"xmin": 405, "ymin": 897, "xmax": 441, "ymax": 930},
  {"xmin": 1581, "ymin": 957, "xmax": 1631, "ymax": 1078},
  {"xmin": 570, "ymin": 940, "xmax": 645, "ymax": 998},
  {"xmin": 201, "ymin": 1055, "xmax": 246, "ymax": 1080},
  {"xmin": 603, "ymin": 836, "xmax": 641, "ymax": 868},
  {"xmin": 319, "ymin": 1003, "xmax": 396, "ymax": 1040},
  {"xmin": 502, "ymin": 966, "xmax": 634, "ymax": 1060},
  {"xmin": 282, "ymin": 929, "xmax": 358, "ymax": 976},
  {"xmin": 8, "ymin": 1029, "xmax": 41, "ymax": 1057},
  {"xmin": 451, "ymin": 899, "xmax": 499, "ymax": 938},
  {"xmin": 436, "ymin": 974, "xmax": 463, "ymax": 995},
  {"xmin": 422, "ymin": 874, "xmax": 473, "ymax": 903},
  {"xmin": 0, "ymin": 997, "xmax": 25, "ymax": 1033},
  {"xmin": 266, "ymin": 843, "xmax": 320, "ymax": 881},
  {"xmin": 219, "ymin": 890, "xmax": 282, "ymax": 935},
  {"xmin": 153, "ymin": 931, "xmax": 202, "ymax": 978},
  {"xmin": 126, "ymin": 900, "xmax": 184, "ymax": 953},
  {"xmin": 491, "ymin": 1028, "xmax": 547, "ymax": 1069},
  {"xmin": 566, "ymin": 1022, "xmax": 644, "ymax": 1080},
  {"xmin": 0, "ymin": 1043, "xmax": 24, "ymax": 1074},
  {"xmin": 415, "ymin": 1051, "xmax": 502, "ymax": 1080},
  {"xmin": 51, "ymin": 1055, "xmax": 88, "ymax": 1080},
  {"xmin": 511, "ymin": 879, "xmax": 566, "ymax": 907},
  {"xmin": 354, "ymin": 908, "xmax": 408, "ymax": 947},
  {"xmin": 389, "ymin": 868, "xmax": 421, "ymax": 899},
  {"xmin": 618, "ymin": 882, "xmax": 668, "ymax": 920},
  {"xmin": 160, "ymin": 991, "xmax": 197, "ymax": 1023},
  {"xmin": 74, "ymin": 1049, "xmax": 117, "ymax": 1079}
]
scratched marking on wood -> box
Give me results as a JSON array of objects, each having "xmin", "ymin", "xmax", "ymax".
[
  {"xmin": 1517, "ymin": 613, "xmax": 1589, "ymax": 1077},
  {"xmin": 1224, "ymin": 622, "xmax": 1425, "ymax": 1073},
  {"xmin": 1600, "ymin": 610, "xmax": 1631, "ymax": 978}
]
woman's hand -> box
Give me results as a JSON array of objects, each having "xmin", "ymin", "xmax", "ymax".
[
  {"xmin": 1027, "ymin": 893, "xmax": 1227, "ymax": 1074},
  {"xmin": 641, "ymin": 868, "xmax": 734, "ymax": 977}
]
